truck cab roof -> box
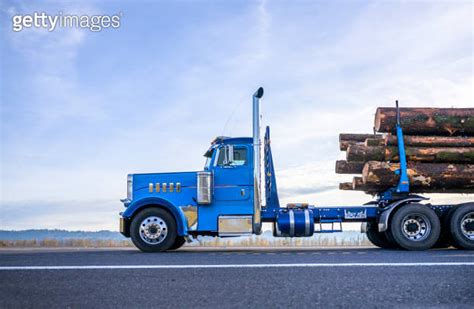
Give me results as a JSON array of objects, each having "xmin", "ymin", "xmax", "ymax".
[
  {"xmin": 204, "ymin": 136, "xmax": 253, "ymax": 157},
  {"xmin": 211, "ymin": 136, "xmax": 253, "ymax": 145}
]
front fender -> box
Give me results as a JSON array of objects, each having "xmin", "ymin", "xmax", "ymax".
[{"xmin": 122, "ymin": 197, "xmax": 188, "ymax": 236}]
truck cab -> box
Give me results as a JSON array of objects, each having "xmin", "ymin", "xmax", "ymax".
[{"xmin": 119, "ymin": 88, "xmax": 265, "ymax": 252}]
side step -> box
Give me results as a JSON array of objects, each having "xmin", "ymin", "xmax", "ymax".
[{"xmin": 317, "ymin": 219, "xmax": 343, "ymax": 233}]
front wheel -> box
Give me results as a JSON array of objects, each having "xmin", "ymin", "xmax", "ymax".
[
  {"xmin": 390, "ymin": 204, "xmax": 440, "ymax": 251},
  {"xmin": 130, "ymin": 208, "xmax": 177, "ymax": 252},
  {"xmin": 168, "ymin": 236, "xmax": 186, "ymax": 250},
  {"xmin": 449, "ymin": 203, "xmax": 474, "ymax": 250}
]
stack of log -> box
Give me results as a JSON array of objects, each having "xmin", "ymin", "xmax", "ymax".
[{"xmin": 337, "ymin": 108, "xmax": 474, "ymax": 194}]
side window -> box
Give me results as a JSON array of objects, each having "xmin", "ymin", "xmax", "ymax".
[
  {"xmin": 216, "ymin": 146, "xmax": 248, "ymax": 167},
  {"xmin": 231, "ymin": 147, "xmax": 247, "ymax": 166}
]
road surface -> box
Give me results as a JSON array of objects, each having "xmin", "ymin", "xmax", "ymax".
[{"xmin": 0, "ymin": 247, "xmax": 473, "ymax": 308}]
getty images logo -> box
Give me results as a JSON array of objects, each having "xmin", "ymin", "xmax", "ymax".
[{"xmin": 12, "ymin": 12, "xmax": 122, "ymax": 32}]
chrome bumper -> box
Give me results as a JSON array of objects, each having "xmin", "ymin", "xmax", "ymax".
[{"xmin": 119, "ymin": 217, "xmax": 130, "ymax": 237}]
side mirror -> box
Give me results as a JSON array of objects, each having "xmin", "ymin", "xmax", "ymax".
[{"xmin": 223, "ymin": 145, "xmax": 234, "ymax": 166}]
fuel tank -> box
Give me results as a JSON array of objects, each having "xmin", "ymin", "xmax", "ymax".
[{"xmin": 274, "ymin": 208, "xmax": 314, "ymax": 237}]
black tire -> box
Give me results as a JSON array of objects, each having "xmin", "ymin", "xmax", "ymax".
[
  {"xmin": 433, "ymin": 207, "xmax": 456, "ymax": 249},
  {"xmin": 383, "ymin": 229, "xmax": 401, "ymax": 249},
  {"xmin": 390, "ymin": 204, "xmax": 441, "ymax": 251},
  {"xmin": 130, "ymin": 208, "xmax": 177, "ymax": 252},
  {"xmin": 168, "ymin": 236, "xmax": 186, "ymax": 250},
  {"xmin": 449, "ymin": 203, "xmax": 474, "ymax": 250},
  {"xmin": 366, "ymin": 223, "xmax": 397, "ymax": 249}
]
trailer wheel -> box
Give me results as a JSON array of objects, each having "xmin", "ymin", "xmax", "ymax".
[
  {"xmin": 366, "ymin": 223, "xmax": 397, "ymax": 249},
  {"xmin": 130, "ymin": 208, "xmax": 177, "ymax": 252},
  {"xmin": 432, "ymin": 207, "xmax": 455, "ymax": 249},
  {"xmin": 390, "ymin": 204, "xmax": 440, "ymax": 251},
  {"xmin": 383, "ymin": 229, "xmax": 401, "ymax": 249},
  {"xmin": 168, "ymin": 236, "xmax": 186, "ymax": 250},
  {"xmin": 449, "ymin": 203, "xmax": 474, "ymax": 250}
]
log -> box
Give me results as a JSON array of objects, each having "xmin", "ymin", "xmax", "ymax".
[
  {"xmin": 346, "ymin": 145, "xmax": 474, "ymax": 163},
  {"xmin": 352, "ymin": 176, "xmax": 377, "ymax": 192},
  {"xmin": 374, "ymin": 107, "xmax": 474, "ymax": 135},
  {"xmin": 384, "ymin": 135, "xmax": 474, "ymax": 147},
  {"xmin": 340, "ymin": 180, "xmax": 474, "ymax": 194},
  {"xmin": 339, "ymin": 177, "xmax": 377, "ymax": 192},
  {"xmin": 335, "ymin": 160, "xmax": 365, "ymax": 174},
  {"xmin": 365, "ymin": 138, "xmax": 385, "ymax": 147},
  {"xmin": 361, "ymin": 161, "xmax": 474, "ymax": 192},
  {"xmin": 339, "ymin": 182, "xmax": 353, "ymax": 190},
  {"xmin": 346, "ymin": 145, "xmax": 384, "ymax": 161},
  {"xmin": 339, "ymin": 133, "xmax": 381, "ymax": 151}
]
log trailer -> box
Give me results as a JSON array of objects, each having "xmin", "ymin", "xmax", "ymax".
[{"xmin": 119, "ymin": 88, "xmax": 474, "ymax": 252}]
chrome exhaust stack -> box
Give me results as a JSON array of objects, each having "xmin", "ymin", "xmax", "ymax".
[{"xmin": 252, "ymin": 87, "xmax": 264, "ymax": 234}]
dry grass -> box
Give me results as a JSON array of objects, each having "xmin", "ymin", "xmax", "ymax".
[
  {"xmin": 0, "ymin": 238, "xmax": 133, "ymax": 248},
  {"xmin": 0, "ymin": 233, "xmax": 371, "ymax": 248},
  {"xmin": 191, "ymin": 233, "xmax": 371, "ymax": 247}
]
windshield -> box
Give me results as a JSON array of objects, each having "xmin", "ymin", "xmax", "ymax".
[
  {"xmin": 204, "ymin": 156, "xmax": 212, "ymax": 170},
  {"xmin": 203, "ymin": 147, "xmax": 215, "ymax": 170}
]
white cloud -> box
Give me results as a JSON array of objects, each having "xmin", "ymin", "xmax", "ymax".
[{"xmin": 1, "ymin": 1, "xmax": 472, "ymax": 230}]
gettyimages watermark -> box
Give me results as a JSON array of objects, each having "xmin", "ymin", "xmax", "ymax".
[{"xmin": 12, "ymin": 12, "xmax": 122, "ymax": 32}]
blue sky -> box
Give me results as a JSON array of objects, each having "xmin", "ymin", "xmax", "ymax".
[{"xmin": 1, "ymin": 0, "xmax": 473, "ymax": 230}]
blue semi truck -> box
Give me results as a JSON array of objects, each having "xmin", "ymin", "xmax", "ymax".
[{"xmin": 119, "ymin": 88, "xmax": 473, "ymax": 252}]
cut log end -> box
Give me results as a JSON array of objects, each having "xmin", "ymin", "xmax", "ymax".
[{"xmin": 335, "ymin": 160, "xmax": 365, "ymax": 174}]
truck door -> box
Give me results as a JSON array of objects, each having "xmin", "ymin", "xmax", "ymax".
[{"xmin": 197, "ymin": 144, "xmax": 253, "ymax": 231}]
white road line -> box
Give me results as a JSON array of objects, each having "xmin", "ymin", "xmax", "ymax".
[{"xmin": 1, "ymin": 262, "xmax": 474, "ymax": 270}]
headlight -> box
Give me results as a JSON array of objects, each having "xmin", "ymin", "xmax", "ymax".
[{"xmin": 127, "ymin": 174, "xmax": 133, "ymax": 200}]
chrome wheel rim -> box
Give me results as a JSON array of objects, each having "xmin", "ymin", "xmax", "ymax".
[
  {"xmin": 139, "ymin": 216, "xmax": 168, "ymax": 245},
  {"xmin": 401, "ymin": 213, "xmax": 431, "ymax": 241},
  {"xmin": 461, "ymin": 212, "xmax": 474, "ymax": 240}
]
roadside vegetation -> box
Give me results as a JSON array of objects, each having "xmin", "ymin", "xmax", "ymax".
[{"xmin": 0, "ymin": 230, "xmax": 371, "ymax": 248}]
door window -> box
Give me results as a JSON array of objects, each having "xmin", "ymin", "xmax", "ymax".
[{"xmin": 216, "ymin": 146, "xmax": 248, "ymax": 167}]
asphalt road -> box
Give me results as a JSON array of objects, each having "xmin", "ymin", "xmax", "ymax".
[{"xmin": 1, "ymin": 247, "xmax": 473, "ymax": 308}]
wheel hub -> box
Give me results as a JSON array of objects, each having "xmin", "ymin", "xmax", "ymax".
[
  {"xmin": 406, "ymin": 221, "xmax": 420, "ymax": 233},
  {"xmin": 139, "ymin": 216, "xmax": 168, "ymax": 245},
  {"xmin": 402, "ymin": 214, "xmax": 430, "ymax": 241},
  {"xmin": 461, "ymin": 212, "xmax": 474, "ymax": 240}
]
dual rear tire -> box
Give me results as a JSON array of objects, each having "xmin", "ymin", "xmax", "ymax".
[
  {"xmin": 389, "ymin": 204, "xmax": 440, "ymax": 251},
  {"xmin": 366, "ymin": 223, "xmax": 398, "ymax": 249},
  {"xmin": 366, "ymin": 203, "xmax": 474, "ymax": 251},
  {"xmin": 449, "ymin": 203, "xmax": 474, "ymax": 250}
]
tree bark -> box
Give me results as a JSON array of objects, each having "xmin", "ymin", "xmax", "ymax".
[
  {"xmin": 365, "ymin": 138, "xmax": 385, "ymax": 147},
  {"xmin": 339, "ymin": 182, "xmax": 353, "ymax": 190},
  {"xmin": 374, "ymin": 107, "xmax": 474, "ymax": 135},
  {"xmin": 384, "ymin": 134, "xmax": 474, "ymax": 147},
  {"xmin": 346, "ymin": 145, "xmax": 385, "ymax": 161},
  {"xmin": 335, "ymin": 160, "xmax": 365, "ymax": 174},
  {"xmin": 346, "ymin": 144, "xmax": 474, "ymax": 163},
  {"xmin": 339, "ymin": 177, "xmax": 376, "ymax": 192},
  {"xmin": 352, "ymin": 176, "xmax": 377, "ymax": 192},
  {"xmin": 340, "ymin": 179, "xmax": 474, "ymax": 194},
  {"xmin": 361, "ymin": 161, "xmax": 474, "ymax": 192},
  {"xmin": 339, "ymin": 133, "xmax": 381, "ymax": 150}
]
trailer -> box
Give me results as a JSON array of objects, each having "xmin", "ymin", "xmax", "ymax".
[{"xmin": 119, "ymin": 88, "xmax": 474, "ymax": 252}]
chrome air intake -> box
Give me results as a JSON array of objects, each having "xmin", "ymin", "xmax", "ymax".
[
  {"xmin": 197, "ymin": 171, "xmax": 212, "ymax": 204},
  {"xmin": 252, "ymin": 87, "xmax": 264, "ymax": 234}
]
